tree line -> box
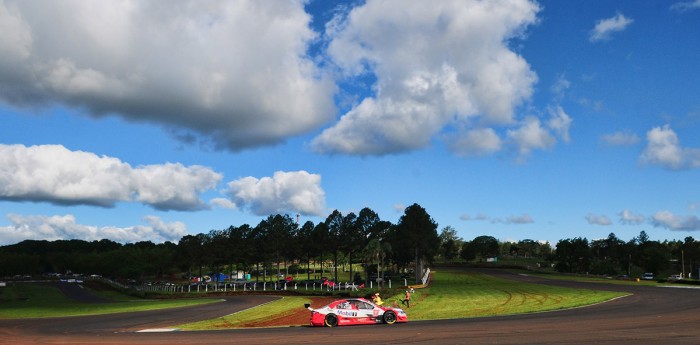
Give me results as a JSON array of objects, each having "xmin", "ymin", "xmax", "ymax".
[
  {"xmin": 442, "ymin": 230, "xmax": 698, "ymax": 278},
  {"xmin": 0, "ymin": 204, "xmax": 440, "ymax": 285},
  {"xmin": 2, "ymin": 204, "xmax": 698, "ymax": 282},
  {"xmin": 552, "ymin": 231, "xmax": 699, "ymax": 278}
]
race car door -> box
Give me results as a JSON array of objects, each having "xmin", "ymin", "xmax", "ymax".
[
  {"xmin": 335, "ymin": 301, "xmax": 360, "ymax": 324},
  {"xmin": 354, "ymin": 300, "xmax": 379, "ymax": 323}
]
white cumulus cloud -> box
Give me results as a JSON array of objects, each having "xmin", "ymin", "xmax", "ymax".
[
  {"xmin": 210, "ymin": 198, "xmax": 237, "ymax": 210},
  {"xmin": 639, "ymin": 125, "xmax": 700, "ymax": 170},
  {"xmin": 586, "ymin": 213, "xmax": 612, "ymax": 226},
  {"xmin": 671, "ymin": 0, "xmax": 700, "ymax": 12},
  {"xmin": 507, "ymin": 117, "xmax": 556, "ymax": 158},
  {"xmin": 461, "ymin": 213, "xmax": 533, "ymax": 225},
  {"xmin": 548, "ymin": 106, "xmax": 573, "ymax": 143},
  {"xmin": 446, "ymin": 128, "xmax": 502, "ymax": 158},
  {"xmin": 651, "ymin": 211, "xmax": 700, "ymax": 231},
  {"xmin": 505, "ymin": 214, "xmax": 535, "ymax": 224},
  {"xmin": 550, "ymin": 74, "xmax": 571, "ymax": 99},
  {"xmin": 589, "ymin": 13, "xmax": 633, "ymax": 42},
  {"xmin": 224, "ymin": 170, "xmax": 326, "ymax": 216},
  {"xmin": 0, "ymin": 214, "xmax": 187, "ymax": 245},
  {"xmin": 602, "ymin": 130, "xmax": 640, "ymax": 146},
  {"xmin": 0, "ymin": 144, "xmax": 221, "ymax": 210},
  {"xmin": 502, "ymin": 105, "xmax": 572, "ymax": 160},
  {"xmin": 313, "ymin": 0, "xmax": 540, "ymax": 156},
  {"xmin": 0, "ymin": 0, "xmax": 336, "ymax": 151},
  {"xmin": 618, "ymin": 209, "xmax": 646, "ymax": 225}
]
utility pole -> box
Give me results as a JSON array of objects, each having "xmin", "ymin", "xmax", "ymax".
[
  {"xmin": 628, "ymin": 254, "xmax": 631, "ymax": 276},
  {"xmin": 682, "ymin": 250, "xmax": 685, "ymax": 278}
]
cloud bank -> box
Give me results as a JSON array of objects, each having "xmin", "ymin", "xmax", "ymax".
[
  {"xmin": 312, "ymin": 0, "xmax": 552, "ymax": 157},
  {"xmin": 0, "ymin": 0, "xmax": 573, "ymax": 160},
  {"xmin": 461, "ymin": 213, "xmax": 534, "ymax": 225},
  {"xmin": 0, "ymin": 214, "xmax": 186, "ymax": 245},
  {"xmin": 0, "ymin": 0, "xmax": 336, "ymax": 151},
  {"xmin": 586, "ymin": 209, "xmax": 700, "ymax": 231},
  {"xmin": 1, "ymin": 144, "xmax": 328, "ymax": 217},
  {"xmin": 651, "ymin": 211, "xmax": 700, "ymax": 231},
  {"xmin": 0, "ymin": 144, "xmax": 221, "ymax": 210}
]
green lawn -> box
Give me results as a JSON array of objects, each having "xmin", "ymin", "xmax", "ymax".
[
  {"xmin": 0, "ymin": 270, "xmax": 626, "ymax": 323},
  {"xmin": 0, "ymin": 283, "xmax": 220, "ymax": 319},
  {"xmin": 178, "ymin": 269, "xmax": 627, "ymax": 329},
  {"xmin": 405, "ymin": 269, "xmax": 625, "ymax": 320}
]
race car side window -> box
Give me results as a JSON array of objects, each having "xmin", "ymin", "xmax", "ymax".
[{"xmin": 357, "ymin": 301, "xmax": 373, "ymax": 310}]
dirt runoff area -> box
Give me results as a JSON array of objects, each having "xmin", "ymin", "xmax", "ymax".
[{"xmin": 219, "ymin": 296, "xmax": 337, "ymax": 328}]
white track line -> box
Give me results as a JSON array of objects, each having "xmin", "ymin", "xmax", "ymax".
[{"xmin": 136, "ymin": 328, "xmax": 178, "ymax": 332}]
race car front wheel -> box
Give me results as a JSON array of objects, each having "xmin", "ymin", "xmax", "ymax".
[
  {"xmin": 383, "ymin": 311, "xmax": 397, "ymax": 324},
  {"xmin": 324, "ymin": 314, "xmax": 338, "ymax": 327}
]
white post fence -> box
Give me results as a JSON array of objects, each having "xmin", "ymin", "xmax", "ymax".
[
  {"xmin": 421, "ymin": 268, "xmax": 431, "ymax": 285},
  {"xmin": 135, "ymin": 279, "xmax": 396, "ymax": 293}
]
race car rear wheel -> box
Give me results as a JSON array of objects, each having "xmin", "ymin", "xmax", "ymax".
[
  {"xmin": 324, "ymin": 314, "xmax": 338, "ymax": 327},
  {"xmin": 383, "ymin": 311, "xmax": 397, "ymax": 324}
]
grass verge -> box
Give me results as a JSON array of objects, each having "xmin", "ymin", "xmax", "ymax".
[
  {"xmin": 405, "ymin": 269, "xmax": 625, "ymax": 320},
  {"xmin": 0, "ymin": 283, "xmax": 220, "ymax": 319},
  {"xmin": 178, "ymin": 296, "xmax": 312, "ymax": 330},
  {"xmin": 177, "ymin": 269, "xmax": 626, "ymax": 329}
]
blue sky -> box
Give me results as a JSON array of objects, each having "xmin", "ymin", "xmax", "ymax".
[{"xmin": 1, "ymin": 0, "xmax": 699, "ymax": 247}]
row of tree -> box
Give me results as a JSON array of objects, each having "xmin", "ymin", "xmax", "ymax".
[
  {"xmin": 553, "ymin": 231, "xmax": 699, "ymax": 277},
  {"xmin": 0, "ymin": 204, "xmax": 440, "ymax": 285},
  {"xmin": 176, "ymin": 203, "xmax": 439, "ymax": 285},
  {"xmin": 443, "ymin": 230, "xmax": 698, "ymax": 277},
  {"xmin": 435, "ymin": 226, "xmax": 553, "ymax": 262},
  {"xmin": 2, "ymin": 203, "xmax": 698, "ymax": 282}
]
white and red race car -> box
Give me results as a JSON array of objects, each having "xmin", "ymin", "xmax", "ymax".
[{"xmin": 304, "ymin": 298, "xmax": 408, "ymax": 327}]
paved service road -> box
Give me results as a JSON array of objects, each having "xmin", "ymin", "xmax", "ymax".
[{"xmin": 2, "ymin": 269, "xmax": 699, "ymax": 344}]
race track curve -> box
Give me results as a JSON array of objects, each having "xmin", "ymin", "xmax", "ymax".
[{"xmin": 1, "ymin": 269, "xmax": 699, "ymax": 345}]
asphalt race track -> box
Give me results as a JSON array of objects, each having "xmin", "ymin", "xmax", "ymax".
[{"xmin": 2, "ymin": 269, "xmax": 700, "ymax": 344}]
